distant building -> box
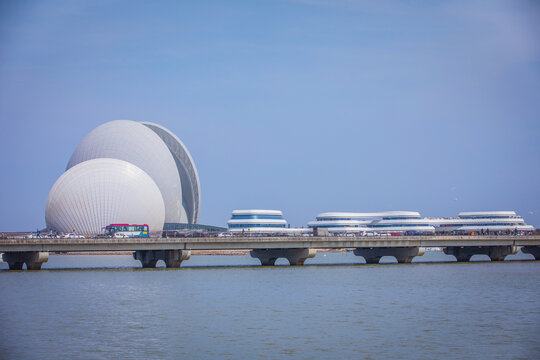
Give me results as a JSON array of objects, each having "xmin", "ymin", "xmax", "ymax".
[
  {"xmin": 45, "ymin": 120, "xmax": 201, "ymax": 235},
  {"xmin": 227, "ymin": 210, "xmax": 309, "ymax": 235},
  {"xmin": 308, "ymin": 211, "xmax": 435, "ymax": 234},
  {"xmin": 308, "ymin": 210, "xmax": 534, "ymax": 235},
  {"xmin": 435, "ymin": 211, "xmax": 534, "ymax": 234}
]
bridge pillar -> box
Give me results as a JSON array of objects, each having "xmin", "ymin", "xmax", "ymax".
[
  {"xmin": 2, "ymin": 251, "xmax": 49, "ymax": 270},
  {"xmin": 353, "ymin": 247, "xmax": 425, "ymax": 264},
  {"xmin": 352, "ymin": 248, "xmax": 381, "ymax": 264},
  {"xmin": 250, "ymin": 249, "xmax": 317, "ymax": 266},
  {"xmin": 164, "ymin": 250, "xmax": 191, "ymax": 267},
  {"xmin": 444, "ymin": 246, "xmax": 517, "ymax": 262},
  {"xmin": 521, "ymin": 246, "xmax": 540, "ymax": 260},
  {"xmin": 133, "ymin": 250, "xmax": 191, "ymax": 268}
]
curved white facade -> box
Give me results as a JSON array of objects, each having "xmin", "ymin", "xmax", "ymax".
[
  {"xmin": 232, "ymin": 210, "xmax": 284, "ymax": 217},
  {"xmin": 142, "ymin": 122, "xmax": 200, "ymax": 224},
  {"xmin": 309, "ymin": 210, "xmax": 534, "ymax": 234},
  {"xmin": 458, "ymin": 211, "xmax": 518, "ymax": 219},
  {"xmin": 315, "ymin": 211, "xmax": 421, "ymax": 220},
  {"xmin": 67, "ymin": 120, "xmax": 185, "ymax": 224},
  {"xmin": 227, "ymin": 210, "xmax": 308, "ymax": 235},
  {"xmin": 435, "ymin": 211, "xmax": 534, "ymax": 233},
  {"xmin": 45, "ymin": 159, "xmax": 165, "ymax": 235},
  {"xmin": 308, "ymin": 211, "xmax": 435, "ymax": 234}
]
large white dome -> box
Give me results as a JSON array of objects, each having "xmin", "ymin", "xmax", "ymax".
[
  {"xmin": 45, "ymin": 158, "xmax": 165, "ymax": 235},
  {"xmin": 66, "ymin": 120, "xmax": 185, "ymax": 223}
]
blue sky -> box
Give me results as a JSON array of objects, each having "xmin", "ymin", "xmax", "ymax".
[{"xmin": 1, "ymin": 0, "xmax": 539, "ymax": 231}]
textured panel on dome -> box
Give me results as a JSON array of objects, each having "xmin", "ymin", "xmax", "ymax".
[
  {"xmin": 46, "ymin": 159, "xmax": 165, "ymax": 235},
  {"xmin": 67, "ymin": 120, "xmax": 185, "ymax": 223},
  {"xmin": 142, "ymin": 122, "xmax": 200, "ymax": 224}
]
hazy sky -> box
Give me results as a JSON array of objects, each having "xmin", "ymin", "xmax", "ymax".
[{"xmin": 1, "ymin": 0, "xmax": 539, "ymax": 231}]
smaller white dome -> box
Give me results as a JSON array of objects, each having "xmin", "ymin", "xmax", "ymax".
[{"xmin": 46, "ymin": 158, "xmax": 165, "ymax": 235}]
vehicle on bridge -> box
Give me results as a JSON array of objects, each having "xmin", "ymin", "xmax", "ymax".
[{"xmin": 104, "ymin": 224, "xmax": 150, "ymax": 238}]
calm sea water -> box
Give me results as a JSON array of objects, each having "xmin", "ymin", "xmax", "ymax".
[{"xmin": 1, "ymin": 252, "xmax": 539, "ymax": 359}]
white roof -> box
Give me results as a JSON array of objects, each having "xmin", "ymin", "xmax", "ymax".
[
  {"xmin": 458, "ymin": 211, "xmax": 517, "ymax": 218},
  {"xmin": 307, "ymin": 220, "xmax": 371, "ymax": 227},
  {"xmin": 232, "ymin": 210, "xmax": 283, "ymax": 216},
  {"xmin": 317, "ymin": 212, "xmax": 377, "ymax": 218},
  {"xmin": 228, "ymin": 219, "xmax": 287, "ymax": 225},
  {"xmin": 316, "ymin": 211, "xmax": 421, "ymax": 219}
]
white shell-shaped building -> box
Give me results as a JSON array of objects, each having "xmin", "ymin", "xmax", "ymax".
[
  {"xmin": 67, "ymin": 120, "xmax": 187, "ymax": 224},
  {"xmin": 45, "ymin": 158, "xmax": 166, "ymax": 235},
  {"xmin": 46, "ymin": 120, "xmax": 200, "ymax": 235}
]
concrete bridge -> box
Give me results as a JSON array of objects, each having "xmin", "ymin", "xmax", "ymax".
[{"xmin": 1, "ymin": 235, "xmax": 539, "ymax": 270}]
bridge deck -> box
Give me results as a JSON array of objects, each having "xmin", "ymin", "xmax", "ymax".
[{"xmin": 1, "ymin": 235, "xmax": 539, "ymax": 253}]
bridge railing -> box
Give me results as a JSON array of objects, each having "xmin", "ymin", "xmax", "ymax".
[{"xmin": 2, "ymin": 231, "xmax": 536, "ymax": 240}]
